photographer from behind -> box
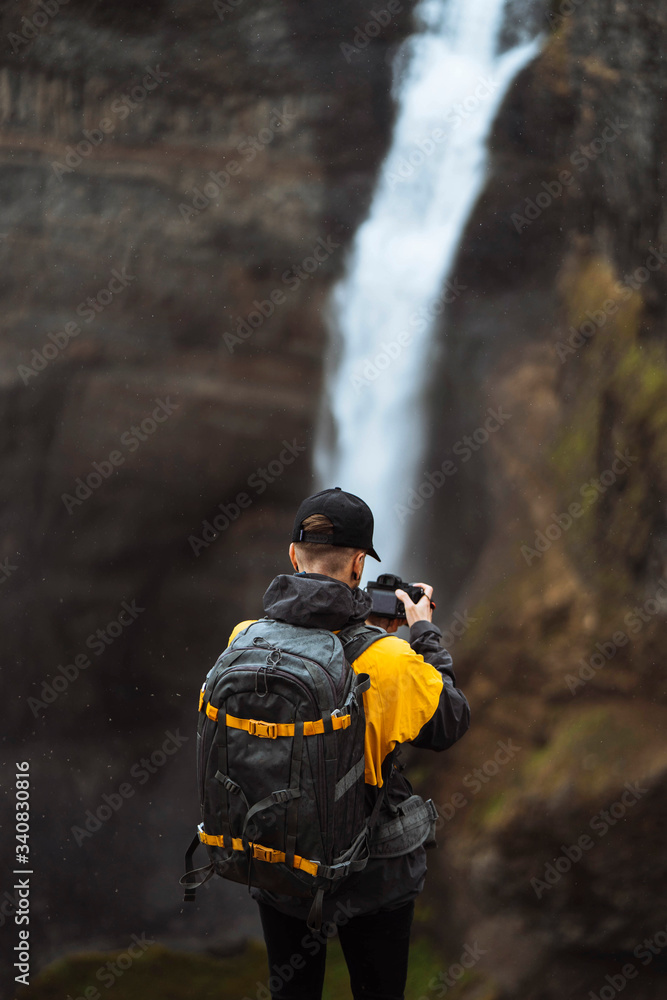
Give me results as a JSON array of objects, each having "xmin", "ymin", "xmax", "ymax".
[{"xmin": 225, "ymin": 487, "xmax": 470, "ymax": 1000}]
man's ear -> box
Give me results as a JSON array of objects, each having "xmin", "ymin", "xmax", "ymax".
[
  {"xmin": 288, "ymin": 542, "xmax": 299, "ymax": 572},
  {"xmin": 351, "ymin": 549, "xmax": 366, "ymax": 582}
]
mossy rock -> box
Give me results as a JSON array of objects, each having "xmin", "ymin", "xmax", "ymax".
[
  {"xmin": 20, "ymin": 943, "xmax": 267, "ymax": 1000},
  {"xmin": 19, "ymin": 934, "xmax": 449, "ymax": 1000},
  {"xmin": 549, "ymin": 247, "xmax": 667, "ymax": 606},
  {"xmin": 453, "ymin": 243, "xmax": 667, "ymax": 698},
  {"xmin": 470, "ymin": 699, "xmax": 667, "ymax": 835}
]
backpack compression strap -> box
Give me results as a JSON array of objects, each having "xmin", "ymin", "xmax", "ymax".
[
  {"xmin": 305, "ymin": 744, "xmax": 399, "ymax": 932},
  {"xmin": 336, "ymin": 622, "xmax": 387, "ymax": 666},
  {"xmin": 307, "ymin": 625, "xmax": 395, "ymax": 932},
  {"xmin": 201, "ymin": 706, "xmax": 355, "ymax": 735},
  {"xmin": 181, "ymin": 834, "xmax": 217, "ymax": 902}
]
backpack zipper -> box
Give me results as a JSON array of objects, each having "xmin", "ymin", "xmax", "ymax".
[
  {"xmin": 212, "ymin": 661, "xmax": 318, "ymax": 712},
  {"xmin": 222, "ymin": 644, "xmax": 341, "ymax": 705},
  {"xmin": 288, "ymin": 651, "xmax": 340, "ymax": 703}
]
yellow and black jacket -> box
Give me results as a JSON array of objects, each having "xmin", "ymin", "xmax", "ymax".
[{"xmin": 227, "ymin": 570, "xmax": 470, "ymax": 919}]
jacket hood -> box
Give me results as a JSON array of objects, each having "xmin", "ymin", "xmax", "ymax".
[{"xmin": 262, "ymin": 572, "xmax": 373, "ymax": 630}]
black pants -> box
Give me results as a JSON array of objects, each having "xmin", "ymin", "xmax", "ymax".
[{"xmin": 257, "ymin": 899, "xmax": 415, "ymax": 1000}]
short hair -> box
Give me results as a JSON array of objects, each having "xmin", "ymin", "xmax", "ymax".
[{"xmin": 293, "ymin": 513, "xmax": 363, "ymax": 576}]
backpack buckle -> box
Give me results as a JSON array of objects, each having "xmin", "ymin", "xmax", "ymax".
[
  {"xmin": 272, "ymin": 788, "xmax": 299, "ymax": 804},
  {"xmin": 248, "ymin": 720, "xmax": 278, "ymax": 739},
  {"xmin": 318, "ymin": 860, "xmax": 351, "ymax": 880},
  {"xmin": 252, "ymin": 844, "xmax": 279, "ymax": 863}
]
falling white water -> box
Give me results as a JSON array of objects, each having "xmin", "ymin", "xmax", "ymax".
[{"xmin": 314, "ymin": 0, "xmax": 543, "ymax": 576}]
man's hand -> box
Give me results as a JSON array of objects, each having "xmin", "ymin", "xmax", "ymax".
[{"xmin": 395, "ymin": 582, "xmax": 434, "ymax": 628}]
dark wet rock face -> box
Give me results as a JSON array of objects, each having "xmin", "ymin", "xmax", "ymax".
[{"xmin": 0, "ymin": 0, "xmax": 415, "ymax": 982}]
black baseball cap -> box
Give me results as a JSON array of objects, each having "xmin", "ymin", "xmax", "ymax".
[{"xmin": 291, "ymin": 487, "xmax": 381, "ymax": 561}]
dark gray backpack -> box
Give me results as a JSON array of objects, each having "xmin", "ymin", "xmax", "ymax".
[{"xmin": 181, "ymin": 617, "xmax": 390, "ymax": 929}]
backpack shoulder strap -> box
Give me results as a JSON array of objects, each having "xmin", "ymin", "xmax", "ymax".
[{"xmin": 336, "ymin": 623, "xmax": 387, "ymax": 666}]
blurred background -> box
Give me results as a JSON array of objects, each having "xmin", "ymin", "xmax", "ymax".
[{"xmin": 3, "ymin": 0, "xmax": 667, "ymax": 997}]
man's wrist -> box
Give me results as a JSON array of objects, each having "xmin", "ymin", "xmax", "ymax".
[{"xmin": 409, "ymin": 619, "xmax": 441, "ymax": 641}]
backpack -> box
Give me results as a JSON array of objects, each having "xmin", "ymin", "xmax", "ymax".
[{"xmin": 180, "ymin": 616, "xmax": 391, "ymax": 930}]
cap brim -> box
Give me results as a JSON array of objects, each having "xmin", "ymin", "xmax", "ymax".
[{"xmin": 367, "ymin": 547, "xmax": 381, "ymax": 561}]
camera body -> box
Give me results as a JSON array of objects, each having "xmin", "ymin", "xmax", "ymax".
[{"xmin": 365, "ymin": 573, "xmax": 433, "ymax": 620}]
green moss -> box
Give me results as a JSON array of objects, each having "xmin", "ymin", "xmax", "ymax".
[
  {"xmin": 614, "ymin": 340, "xmax": 667, "ymax": 448},
  {"xmin": 453, "ymin": 250, "xmax": 663, "ymax": 665},
  {"xmin": 22, "ymin": 943, "xmax": 267, "ymax": 1000},
  {"xmin": 21, "ymin": 935, "xmax": 447, "ymax": 1000},
  {"xmin": 405, "ymin": 764, "xmax": 431, "ymax": 788},
  {"xmin": 544, "ymin": 247, "xmax": 667, "ymax": 610},
  {"xmin": 412, "ymin": 896, "xmax": 437, "ymax": 927},
  {"xmin": 468, "ymin": 791, "xmax": 509, "ymax": 831},
  {"xmin": 537, "ymin": 705, "xmax": 641, "ymax": 775},
  {"xmin": 474, "ymin": 702, "xmax": 667, "ymax": 831},
  {"xmin": 551, "ymin": 408, "xmax": 598, "ymax": 482}
]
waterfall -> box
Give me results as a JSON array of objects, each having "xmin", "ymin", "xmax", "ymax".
[{"xmin": 314, "ymin": 0, "xmax": 543, "ymax": 576}]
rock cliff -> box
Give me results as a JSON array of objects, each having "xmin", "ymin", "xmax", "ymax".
[
  {"xmin": 0, "ymin": 0, "xmax": 414, "ymax": 983},
  {"xmin": 421, "ymin": 1, "xmax": 667, "ymax": 995}
]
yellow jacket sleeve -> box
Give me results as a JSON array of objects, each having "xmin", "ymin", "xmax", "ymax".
[{"xmin": 353, "ymin": 636, "xmax": 444, "ymax": 787}]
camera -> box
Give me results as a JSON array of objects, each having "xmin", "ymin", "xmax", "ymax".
[{"xmin": 365, "ymin": 574, "xmax": 435, "ymax": 620}]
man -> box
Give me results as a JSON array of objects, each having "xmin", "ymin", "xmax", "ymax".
[{"xmin": 227, "ymin": 487, "xmax": 470, "ymax": 1000}]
